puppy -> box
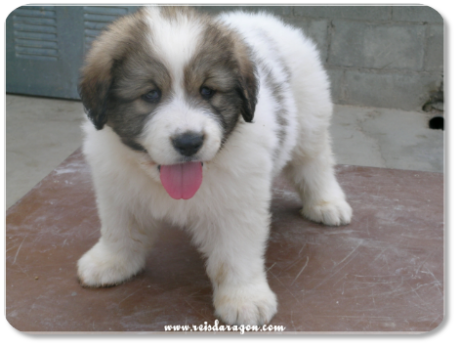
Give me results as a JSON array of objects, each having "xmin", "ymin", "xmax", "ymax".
[{"xmin": 77, "ymin": 6, "xmax": 352, "ymax": 325}]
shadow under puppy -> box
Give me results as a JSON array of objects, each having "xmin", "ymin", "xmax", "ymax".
[{"xmin": 78, "ymin": 6, "xmax": 352, "ymax": 325}]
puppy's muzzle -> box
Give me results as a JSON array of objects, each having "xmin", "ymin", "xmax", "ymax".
[{"xmin": 172, "ymin": 132, "xmax": 204, "ymax": 157}]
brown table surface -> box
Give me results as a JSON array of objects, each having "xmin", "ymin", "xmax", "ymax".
[{"xmin": 6, "ymin": 150, "xmax": 444, "ymax": 333}]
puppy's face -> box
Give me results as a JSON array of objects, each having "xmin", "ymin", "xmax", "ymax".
[{"xmin": 79, "ymin": 7, "xmax": 257, "ymax": 169}]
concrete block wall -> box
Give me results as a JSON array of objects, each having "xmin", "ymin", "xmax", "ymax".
[{"xmin": 195, "ymin": 5, "xmax": 444, "ymax": 112}]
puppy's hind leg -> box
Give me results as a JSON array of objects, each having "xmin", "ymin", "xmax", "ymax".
[{"xmin": 285, "ymin": 131, "xmax": 352, "ymax": 226}]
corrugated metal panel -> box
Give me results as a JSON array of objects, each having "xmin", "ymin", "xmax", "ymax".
[
  {"xmin": 6, "ymin": 5, "xmax": 139, "ymax": 100},
  {"xmin": 12, "ymin": 6, "xmax": 59, "ymax": 61}
]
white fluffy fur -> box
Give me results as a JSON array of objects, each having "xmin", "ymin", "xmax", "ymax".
[{"xmin": 78, "ymin": 8, "xmax": 352, "ymax": 325}]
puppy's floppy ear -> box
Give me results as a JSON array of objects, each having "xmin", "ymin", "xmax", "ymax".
[
  {"xmin": 235, "ymin": 44, "xmax": 258, "ymax": 123},
  {"xmin": 79, "ymin": 9, "xmax": 147, "ymax": 130},
  {"xmin": 238, "ymin": 62, "xmax": 258, "ymax": 123},
  {"xmin": 79, "ymin": 54, "xmax": 113, "ymax": 130}
]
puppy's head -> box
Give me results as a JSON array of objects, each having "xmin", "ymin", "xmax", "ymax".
[{"xmin": 79, "ymin": 6, "xmax": 258, "ymax": 166}]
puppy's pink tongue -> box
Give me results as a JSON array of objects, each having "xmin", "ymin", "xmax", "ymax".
[{"xmin": 160, "ymin": 162, "xmax": 203, "ymax": 200}]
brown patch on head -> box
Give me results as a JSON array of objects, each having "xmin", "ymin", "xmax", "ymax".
[
  {"xmin": 159, "ymin": 5, "xmax": 200, "ymax": 21},
  {"xmin": 79, "ymin": 9, "xmax": 147, "ymax": 130},
  {"xmin": 183, "ymin": 18, "xmax": 258, "ymax": 140},
  {"xmin": 79, "ymin": 9, "xmax": 171, "ymax": 138},
  {"xmin": 79, "ymin": 8, "xmax": 174, "ymax": 151},
  {"xmin": 105, "ymin": 52, "xmax": 171, "ymax": 149}
]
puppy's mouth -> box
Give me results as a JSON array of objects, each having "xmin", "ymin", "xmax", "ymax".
[{"xmin": 158, "ymin": 162, "xmax": 203, "ymax": 200}]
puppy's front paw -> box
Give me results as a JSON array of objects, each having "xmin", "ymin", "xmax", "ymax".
[
  {"xmin": 302, "ymin": 198, "xmax": 352, "ymax": 226},
  {"xmin": 214, "ymin": 281, "xmax": 277, "ymax": 325},
  {"xmin": 77, "ymin": 241, "xmax": 144, "ymax": 287}
]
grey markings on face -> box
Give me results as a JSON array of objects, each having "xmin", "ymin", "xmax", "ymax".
[
  {"xmin": 80, "ymin": 9, "xmax": 148, "ymax": 130},
  {"xmin": 106, "ymin": 55, "xmax": 171, "ymax": 151},
  {"xmin": 79, "ymin": 8, "xmax": 173, "ymax": 152},
  {"xmin": 183, "ymin": 19, "xmax": 258, "ymax": 144}
]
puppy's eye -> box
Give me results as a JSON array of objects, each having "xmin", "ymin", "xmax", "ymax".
[
  {"xmin": 200, "ymin": 86, "xmax": 215, "ymax": 100},
  {"xmin": 141, "ymin": 90, "xmax": 161, "ymax": 103}
]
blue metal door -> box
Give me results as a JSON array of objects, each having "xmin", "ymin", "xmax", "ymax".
[{"xmin": 6, "ymin": 5, "xmax": 139, "ymax": 99}]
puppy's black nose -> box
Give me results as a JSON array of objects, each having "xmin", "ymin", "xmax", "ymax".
[{"xmin": 171, "ymin": 132, "xmax": 204, "ymax": 157}]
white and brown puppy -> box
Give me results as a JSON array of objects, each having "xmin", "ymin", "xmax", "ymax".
[{"xmin": 78, "ymin": 6, "xmax": 352, "ymax": 325}]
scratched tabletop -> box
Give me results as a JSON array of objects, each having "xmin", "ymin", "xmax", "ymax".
[{"xmin": 6, "ymin": 150, "xmax": 443, "ymax": 333}]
